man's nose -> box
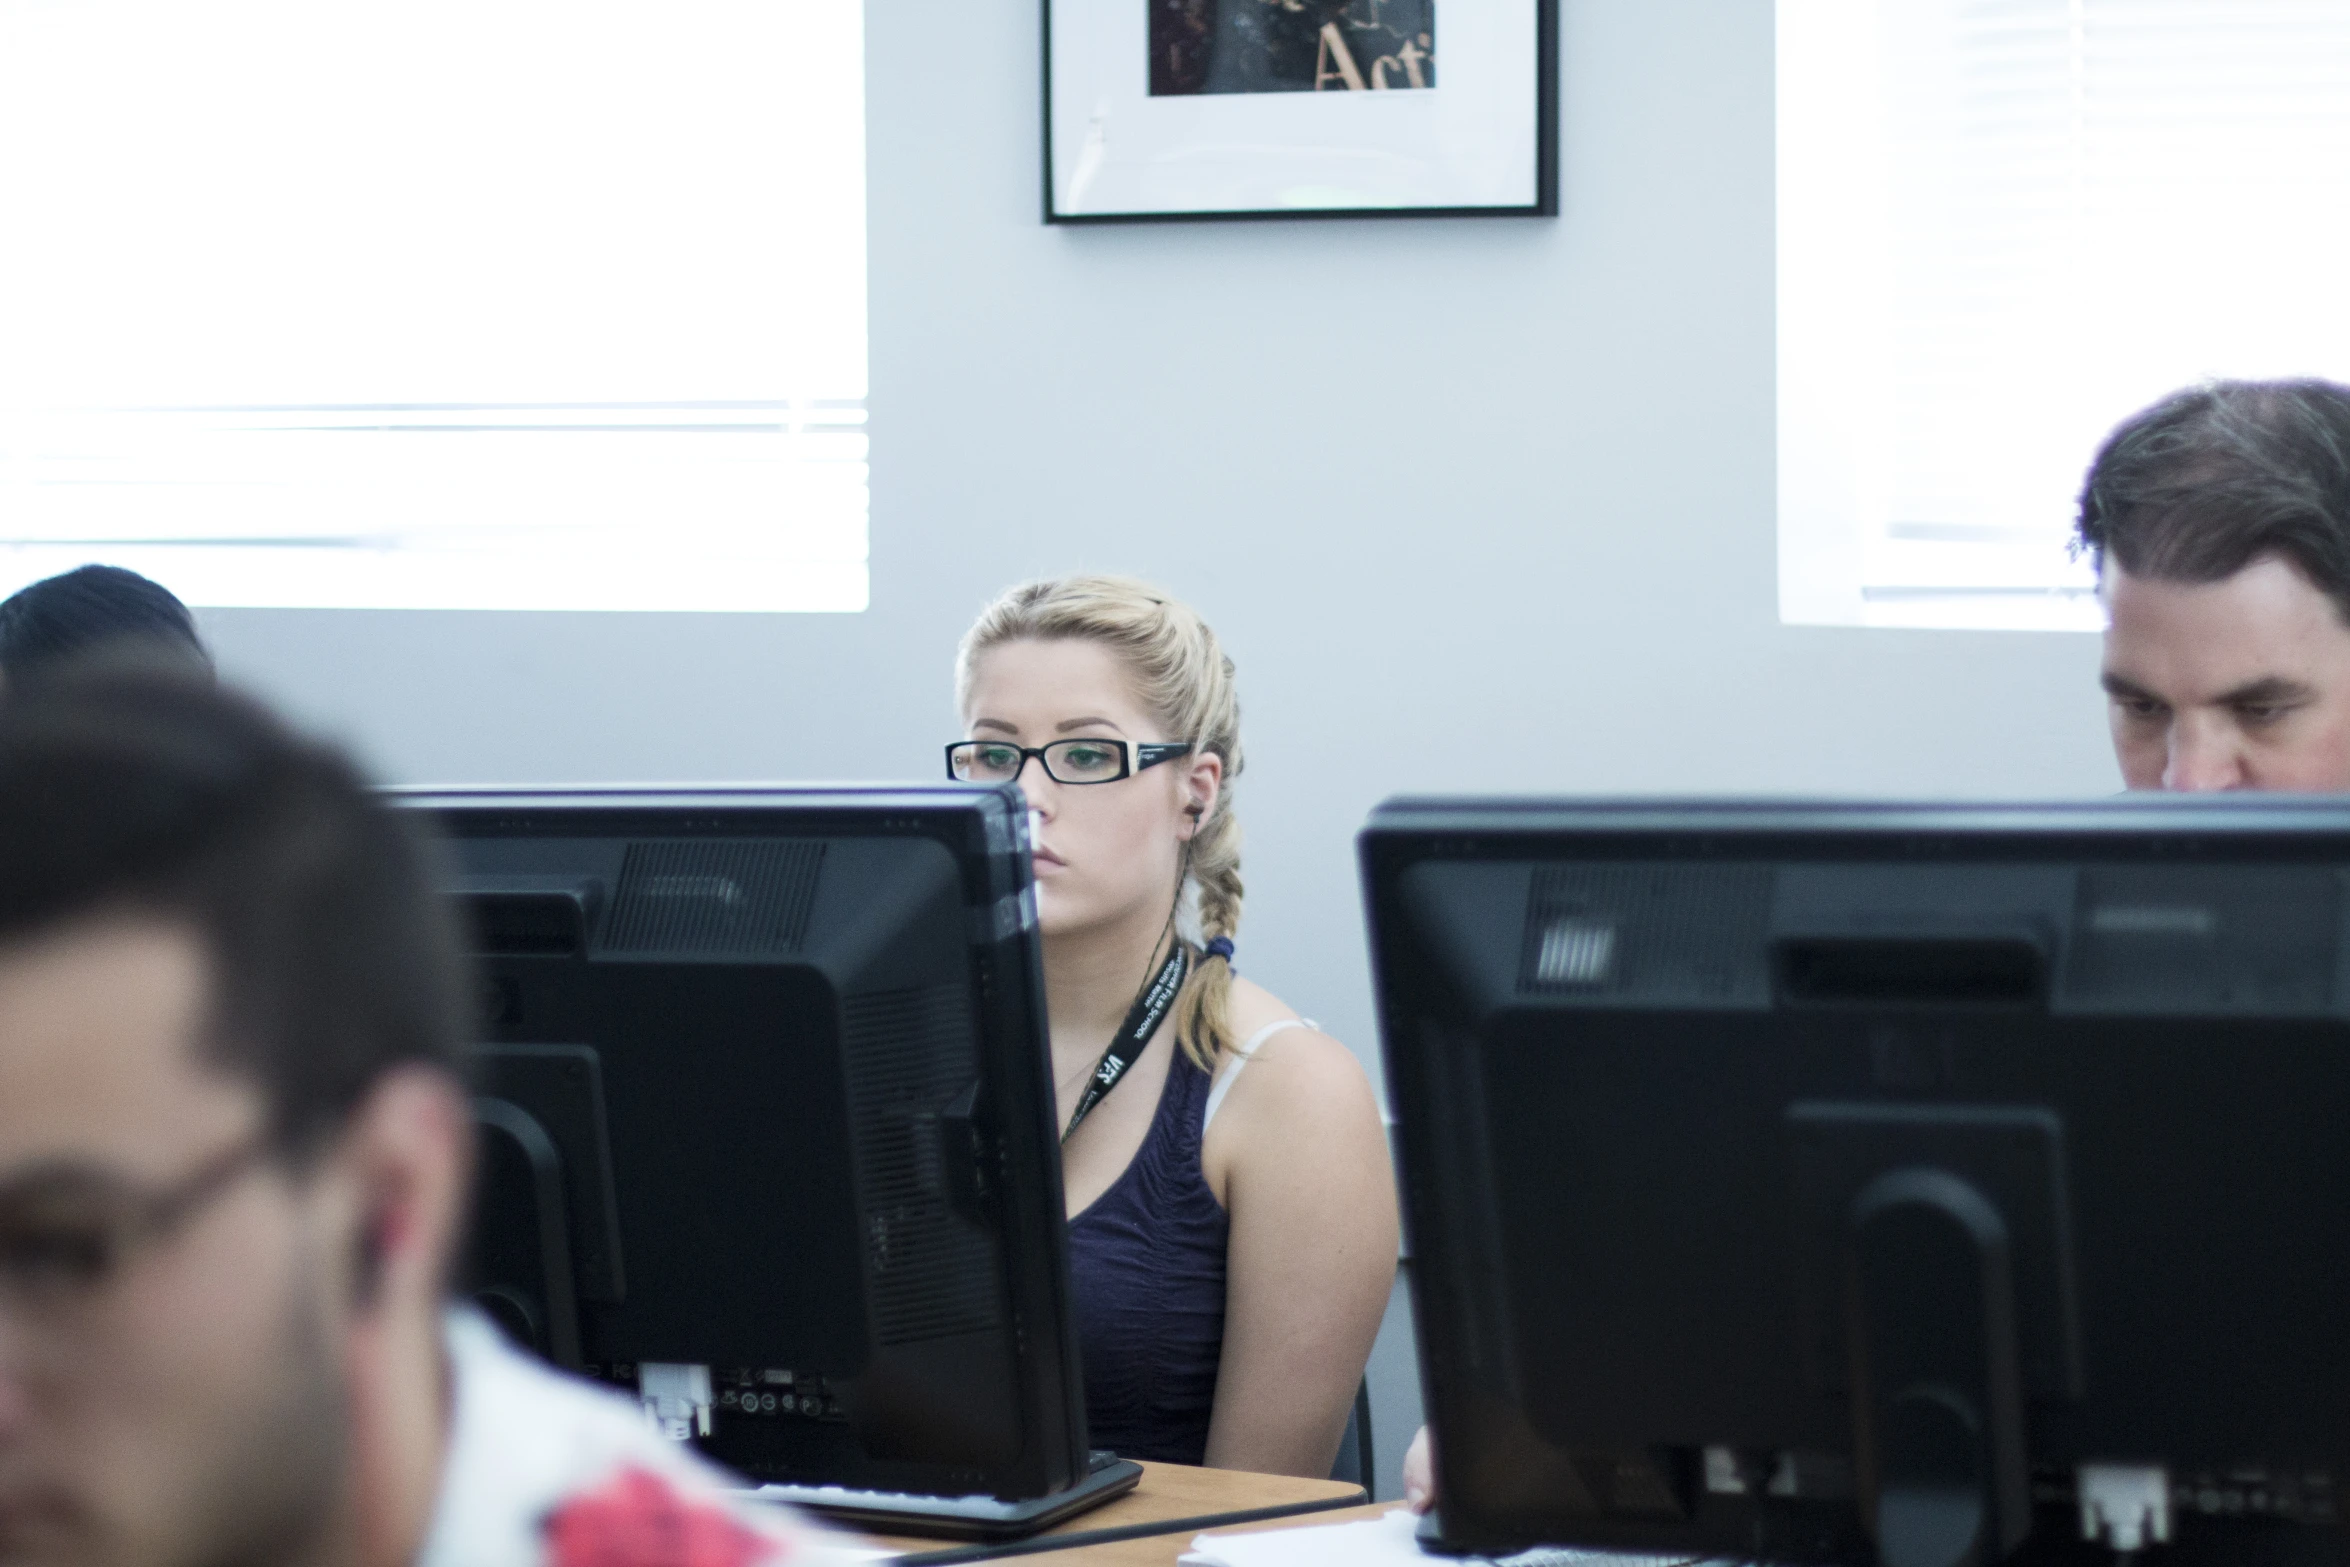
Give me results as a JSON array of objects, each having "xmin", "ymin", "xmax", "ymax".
[{"xmin": 2164, "ymin": 720, "xmax": 2245, "ymax": 792}]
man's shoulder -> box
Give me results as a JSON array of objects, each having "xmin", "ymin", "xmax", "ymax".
[{"xmin": 416, "ymin": 1310, "xmax": 858, "ymax": 1567}]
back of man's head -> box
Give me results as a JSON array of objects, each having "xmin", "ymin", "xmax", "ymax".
[
  {"xmin": 0, "ymin": 564, "xmax": 212, "ymax": 687},
  {"xmin": 0, "ymin": 664, "xmax": 471, "ymax": 1157},
  {"xmin": 2075, "ymin": 379, "xmax": 2350, "ymax": 620}
]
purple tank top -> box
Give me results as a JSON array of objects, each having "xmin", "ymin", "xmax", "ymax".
[{"xmin": 1065, "ymin": 1047, "xmax": 1229, "ymax": 1466}]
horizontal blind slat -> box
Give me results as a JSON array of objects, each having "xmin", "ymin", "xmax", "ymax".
[{"xmin": 0, "ymin": 2, "xmax": 869, "ymax": 614}]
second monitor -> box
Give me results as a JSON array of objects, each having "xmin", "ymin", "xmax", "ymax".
[{"xmin": 1366, "ymin": 796, "xmax": 2350, "ymax": 1567}]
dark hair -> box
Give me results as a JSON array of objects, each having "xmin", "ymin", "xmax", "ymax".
[
  {"xmin": 0, "ymin": 565, "xmax": 211, "ymax": 685},
  {"xmin": 2074, "ymin": 379, "xmax": 2350, "ymax": 621},
  {"xmin": 0, "ymin": 665, "xmax": 472, "ymax": 1160}
]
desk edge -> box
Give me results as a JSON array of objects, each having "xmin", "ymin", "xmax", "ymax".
[{"xmin": 888, "ymin": 1487, "xmax": 1370, "ymax": 1565}]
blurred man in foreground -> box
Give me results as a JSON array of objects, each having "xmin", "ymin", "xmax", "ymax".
[
  {"xmin": 0, "ymin": 667, "xmax": 846, "ymax": 1566},
  {"xmin": 2080, "ymin": 378, "xmax": 2350, "ymax": 792}
]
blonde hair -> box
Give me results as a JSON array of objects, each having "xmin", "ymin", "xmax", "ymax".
[{"xmin": 956, "ymin": 575, "xmax": 1244, "ymax": 1072}]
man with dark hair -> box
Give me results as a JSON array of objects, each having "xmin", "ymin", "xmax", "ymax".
[
  {"xmin": 0, "ymin": 565, "xmax": 210, "ymax": 688},
  {"xmin": 0, "ymin": 668, "xmax": 844, "ymax": 1566},
  {"xmin": 2075, "ymin": 378, "xmax": 2350, "ymax": 791}
]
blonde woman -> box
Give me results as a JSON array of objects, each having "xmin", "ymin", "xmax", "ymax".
[{"xmin": 949, "ymin": 576, "xmax": 1397, "ymax": 1478}]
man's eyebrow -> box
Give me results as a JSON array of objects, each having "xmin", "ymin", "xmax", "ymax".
[
  {"xmin": 2100, "ymin": 671, "xmax": 2162, "ymax": 702},
  {"xmin": 0, "ymin": 1160, "xmax": 128, "ymax": 1204},
  {"xmin": 2216, "ymin": 676, "xmax": 2317, "ymax": 707},
  {"xmin": 1055, "ymin": 717, "xmax": 1127, "ymax": 734}
]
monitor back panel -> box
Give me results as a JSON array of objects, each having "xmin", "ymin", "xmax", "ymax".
[
  {"xmin": 1365, "ymin": 798, "xmax": 2350, "ymax": 1563},
  {"xmin": 413, "ymin": 787, "xmax": 1084, "ymax": 1500}
]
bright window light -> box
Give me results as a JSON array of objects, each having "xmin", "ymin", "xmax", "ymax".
[
  {"xmin": 1779, "ymin": 0, "xmax": 2350, "ymax": 631},
  {"xmin": 0, "ymin": 2, "xmax": 867, "ymax": 613}
]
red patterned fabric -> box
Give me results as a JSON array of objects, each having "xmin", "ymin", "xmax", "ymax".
[{"xmin": 543, "ymin": 1466, "xmax": 791, "ymax": 1567}]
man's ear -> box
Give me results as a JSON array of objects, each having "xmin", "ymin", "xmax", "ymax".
[
  {"xmin": 335, "ymin": 1066, "xmax": 473, "ymax": 1315},
  {"xmin": 1181, "ymin": 751, "xmax": 1224, "ymax": 839},
  {"xmin": 331, "ymin": 1068, "xmax": 474, "ymax": 1567}
]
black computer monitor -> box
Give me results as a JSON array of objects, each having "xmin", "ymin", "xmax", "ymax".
[
  {"xmin": 1363, "ymin": 797, "xmax": 2350, "ymax": 1567},
  {"xmin": 400, "ymin": 784, "xmax": 1137, "ymax": 1537}
]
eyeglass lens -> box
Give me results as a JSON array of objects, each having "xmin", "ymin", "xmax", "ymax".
[
  {"xmin": 950, "ymin": 740, "xmax": 1128, "ymax": 785},
  {"xmin": 0, "ymin": 1193, "xmax": 141, "ymax": 1317},
  {"xmin": 0, "ymin": 1139, "xmax": 264, "ymax": 1326}
]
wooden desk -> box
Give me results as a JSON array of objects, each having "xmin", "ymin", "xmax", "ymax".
[
  {"xmin": 865, "ymin": 1462, "xmax": 1368, "ymax": 1563},
  {"xmin": 1049, "ymin": 1499, "xmax": 1394, "ymax": 1565}
]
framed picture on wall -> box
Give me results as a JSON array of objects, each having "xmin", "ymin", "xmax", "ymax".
[{"xmin": 1043, "ymin": 0, "xmax": 1558, "ymax": 223}]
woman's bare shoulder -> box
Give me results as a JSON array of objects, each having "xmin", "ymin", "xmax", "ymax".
[
  {"xmin": 1203, "ymin": 977, "xmax": 1388, "ymax": 1203},
  {"xmin": 1213, "ymin": 978, "xmax": 1378, "ymax": 1124},
  {"xmin": 1223, "ymin": 974, "xmax": 1303, "ymax": 1041}
]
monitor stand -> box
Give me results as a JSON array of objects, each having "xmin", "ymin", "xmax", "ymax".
[
  {"xmin": 1843, "ymin": 1164, "xmax": 2031, "ymax": 1567},
  {"xmin": 747, "ymin": 1450, "xmax": 1143, "ymax": 1541},
  {"xmin": 1793, "ymin": 1101, "xmax": 2072, "ymax": 1567}
]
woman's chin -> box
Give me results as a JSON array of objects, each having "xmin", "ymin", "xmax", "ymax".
[
  {"xmin": 1032, "ymin": 892, "xmax": 1082, "ymax": 938},
  {"xmin": 1034, "ymin": 892, "xmax": 1126, "ymax": 943}
]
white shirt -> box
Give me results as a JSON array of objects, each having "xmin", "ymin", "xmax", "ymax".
[{"xmin": 415, "ymin": 1310, "xmax": 861, "ymax": 1567}]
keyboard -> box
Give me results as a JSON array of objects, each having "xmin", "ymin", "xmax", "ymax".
[
  {"xmin": 1414, "ymin": 1511, "xmax": 1723, "ymax": 1567},
  {"xmin": 746, "ymin": 1450, "xmax": 1142, "ymax": 1541}
]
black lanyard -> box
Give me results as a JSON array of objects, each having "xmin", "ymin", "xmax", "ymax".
[{"xmin": 1061, "ymin": 944, "xmax": 1190, "ymax": 1142}]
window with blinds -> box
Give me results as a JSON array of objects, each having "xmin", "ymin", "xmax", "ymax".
[
  {"xmin": 0, "ymin": 2, "xmax": 867, "ymax": 613},
  {"xmin": 1779, "ymin": 0, "xmax": 2350, "ymax": 630}
]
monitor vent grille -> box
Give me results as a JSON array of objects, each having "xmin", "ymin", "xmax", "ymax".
[
  {"xmin": 1521, "ymin": 863, "xmax": 1774, "ymax": 1006},
  {"xmin": 2063, "ymin": 866, "xmax": 2339, "ymax": 1014},
  {"xmin": 842, "ymin": 985, "xmax": 1001, "ymax": 1347},
  {"xmin": 600, "ymin": 840, "xmax": 824, "ymax": 955}
]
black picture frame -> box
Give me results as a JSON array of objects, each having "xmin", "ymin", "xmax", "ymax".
[{"xmin": 1042, "ymin": 0, "xmax": 1558, "ymax": 224}]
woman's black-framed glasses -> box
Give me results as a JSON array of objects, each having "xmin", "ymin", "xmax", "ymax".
[{"xmin": 946, "ymin": 738, "xmax": 1193, "ymax": 786}]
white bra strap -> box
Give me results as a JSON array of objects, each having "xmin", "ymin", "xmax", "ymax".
[{"xmin": 1202, "ymin": 1017, "xmax": 1317, "ymax": 1134}]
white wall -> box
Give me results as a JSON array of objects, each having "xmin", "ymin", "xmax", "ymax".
[{"xmin": 197, "ymin": 0, "xmax": 2121, "ymax": 1499}]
